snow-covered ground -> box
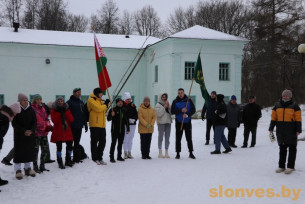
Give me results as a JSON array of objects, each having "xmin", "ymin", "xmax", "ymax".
[{"xmin": 1, "ymin": 107, "xmax": 305, "ymax": 204}]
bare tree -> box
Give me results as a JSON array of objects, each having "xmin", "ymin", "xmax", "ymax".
[
  {"xmin": 90, "ymin": 0, "xmax": 119, "ymax": 34},
  {"xmin": 166, "ymin": 6, "xmax": 196, "ymax": 34},
  {"xmin": 118, "ymin": 10, "xmax": 134, "ymax": 35},
  {"xmin": 66, "ymin": 14, "xmax": 88, "ymax": 32},
  {"xmin": 134, "ymin": 5, "xmax": 162, "ymax": 37},
  {"xmin": 2, "ymin": 0, "xmax": 23, "ymax": 26},
  {"xmin": 22, "ymin": 0, "xmax": 39, "ymax": 29}
]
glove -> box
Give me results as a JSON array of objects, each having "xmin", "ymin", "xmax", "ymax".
[
  {"xmin": 85, "ymin": 124, "xmax": 88, "ymax": 133},
  {"xmin": 104, "ymin": 99, "xmax": 110, "ymax": 107},
  {"xmin": 146, "ymin": 124, "xmax": 152, "ymax": 129},
  {"xmin": 201, "ymin": 117, "xmax": 205, "ymax": 121}
]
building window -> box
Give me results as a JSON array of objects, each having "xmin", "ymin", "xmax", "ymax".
[
  {"xmin": 154, "ymin": 65, "xmax": 158, "ymax": 82},
  {"xmin": 80, "ymin": 95, "xmax": 89, "ymax": 103},
  {"xmin": 185, "ymin": 61, "xmax": 195, "ymax": 80},
  {"xmin": 56, "ymin": 95, "xmax": 65, "ymax": 101},
  {"xmin": 219, "ymin": 63, "xmax": 230, "ymax": 81},
  {"xmin": 154, "ymin": 95, "xmax": 158, "ymax": 106},
  {"xmin": 0, "ymin": 95, "xmax": 4, "ymax": 106},
  {"xmin": 190, "ymin": 95, "xmax": 196, "ymax": 108},
  {"xmin": 224, "ymin": 96, "xmax": 230, "ymax": 103},
  {"xmin": 29, "ymin": 95, "xmax": 36, "ymax": 103}
]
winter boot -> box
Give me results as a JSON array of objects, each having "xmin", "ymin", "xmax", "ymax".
[
  {"xmin": 39, "ymin": 163, "xmax": 50, "ymax": 172},
  {"xmin": 127, "ymin": 151, "xmax": 134, "ymax": 159},
  {"xmin": 275, "ymin": 168, "xmax": 285, "ymax": 173},
  {"xmin": 124, "ymin": 151, "xmax": 128, "ymax": 159},
  {"xmin": 57, "ymin": 152, "xmax": 65, "ymax": 169},
  {"xmin": 205, "ymin": 140, "xmax": 209, "ymax": 145},
  {"xmin": 158, "ymin": 149, "xmax": 165, "ymax": 158},
  {"xmin": 146, "ymin": 155, "xmax": 152, "ymax": 160},
  {"xmin": 33, "ymin": 162, "xmax": 41, "ymax": 174},
  {"xmin": 65, "ymin": 151, "xmax": 74, "ymax": 167},
  {"xmin": 45, "ymin": 159, "xmax": 55, "ymax": 163},
  {"xmin": 0, "ymin": 178, "xmax": 8, "ymax": 186},
  {"xmin": 164, "ymin": 149, "xmax": 170, "ymax": 158},
  {"xmin": 110, "ymin": 155, "xmax": 116, "ymax": 163},
  {"xmin": 100, "ymin": 160, "xmax": 107, "ymax": 165},
  {"xmin": 284, "ymin": 168, "xmax": 294, "ymax": 175},
  {"xmin": 223, "ymin": 147, "xmax": 232, "ymax": 154},
  {"xmin": 1, "ymin": 158, "xmax": 12, "ymax": 166},
  {"xmin": 175, "ymin": 152, "xmax": 180, "ymax": 159},
  {"xmin": 15, "ymin": 170, "xmax": 23, "ymax": 180},
  {"xmin": 117, "ymin": 154, "xmax": 125, "ymax": 161},
  {"xmin": 24, "ymin": 168, "xmax": 36, "ymax": 177},
  {"xmin": 189, "ymin": 152, "xmax": 196, "ymax": 159},
  {"xmin": 211, "ymin": 150, "xmax": 221, "ymax": 154}
]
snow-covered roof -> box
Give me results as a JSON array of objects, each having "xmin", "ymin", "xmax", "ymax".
[
  {"xmin": 169, "ymin": 25, "xmax": 248, "ymax": 42},
  {"xmin": 0, "ymin": 27, "xmax": 161, "ymax": 49}
]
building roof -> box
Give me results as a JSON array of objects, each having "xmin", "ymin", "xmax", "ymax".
[
  {"xmin": 0, "ymin": 27, "xmax": 161, "ymax": 49},
  {"xmin": 169, "ymin": 25, "xmax": 248, "ymax": 42}
]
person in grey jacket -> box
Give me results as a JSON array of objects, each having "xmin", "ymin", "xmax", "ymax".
[
  {"xmin": 226, "ymin": 95, "xmax": 241, "ymax": 148},
  {"xmin": 155, "ymin": 93, "xmax": 172, "ymax": 158}
]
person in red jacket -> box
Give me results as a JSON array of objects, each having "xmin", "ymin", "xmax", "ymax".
[{"xmin": 51, "ymin": 97, "xmax": 74, "ymax": 169}]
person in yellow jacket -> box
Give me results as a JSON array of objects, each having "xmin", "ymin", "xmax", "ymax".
[
  {"xmin": 87, "ymin": 88, "xmax": 110, "ymax": 165},
  {"xmin": 138, "ymin": 97, "xmax": 156, "ymax": 160}
]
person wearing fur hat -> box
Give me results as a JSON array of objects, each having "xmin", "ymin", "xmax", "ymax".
[
  {"xmin": 0, "ymin": 102, "xmax": 21, "ymax": 188},
  {"xmin": 122, "ymin": 92, "xmax": 138, "ymax": 159},
  {"xmin": 138, "ymin": 97, "xmax": 156, "ymax": 159},
  {"xmin": 241, "ymin": 96, "xmax": 262, "ymax": 148},
  {"xmin": 13, "ymin": 93, "xmax": 37, "ymax": 179},
  {"xmin": 269, "ymin": 89, "xmax": 302, "ymax": 175},
  {"xmin": 87, "ymin": 88, "xmax": 110, "ymax": 165},
  {"xmin": 107, "ymin": 98, "xmax": 130, "ymax": 163},
  {"xmin": 155, "ymin": 93, "xmax": 172, "ymax": 158},
  {"xmin": 211, "ymin": 94, "xmax": 232, "ymax": 154},
  {"xmin": 31, "ymin": 94, "xmax": 52, "ymax": 173},
  {"xmin": 67, "ymin": 88, "xmax": 88, "ymax": 163},
  {"xmin": 50, "ymin": 97, "xmax": 74, "ymax": 169},
  {"xmin": 226, "ymin": 95, "xmax": 241, "ymax": 148}
]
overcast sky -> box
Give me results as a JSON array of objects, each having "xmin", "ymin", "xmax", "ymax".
[{"xmin": 67, "ymin": 0, "xmax": 200, "ymax": 23}]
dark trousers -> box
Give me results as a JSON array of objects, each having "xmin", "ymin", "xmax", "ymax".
[
  {"xmin": 110, "ymin": 132, "xmax": 125, "ymax": 157},
  {"xmin": 45, "ymin": 136, "xmax": 52, "ymax": 161},
  {"xmin": 228, "ymin": 128, "xmax": 237, "ymax": 146},
  {"xmin": 279, "ymin": 144, "xmax": 297, "ymax": 169},
  {"xmin": 34, "ymin": 137, "xmax": 48, "ymax": 165},
  {"xmin": 206, "ymin": 119, "xmax": 215, "ymax": 141},
  {"xmin": 140, "ymin": 133, "xmax": 152, "ymax": 157},
  {"xmin": 90, "ymin": 127, "xmax": 106, "ymax": 161},
  {"xmin": 243, "ymin": 126, "xmax": 257, "ymax": 147},
  {"xmin": 175, "ymin": 122, "xmax": 194, "ymax": 153},
  {"xmin": 71, "ymin": 128, "xmax": 82, "ymax": 148},
  {"xmin": 56, "ymin": 141, "xmax": 73, "ymax": 157}
]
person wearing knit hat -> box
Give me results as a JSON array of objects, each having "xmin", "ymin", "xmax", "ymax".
[
  {"xmin": 269, "ymin": 89, "xmax": 301, "ymax": 174},
  {"xmin": 18, "ymin": 93, "xmax": 28, "ymax": 102},
  {"xmin": 67, "ymin": 87, "xmax": 89, "ymax": 163},
  {"xmin": 122, "ymin": 92, "xmax": 137, "ymax": 159},
  {"xmin": 226, "ymin": 95, "xmax": 241, "ymax": 148},
  {"xmin": 31, "ymin": 94, "xmax": 42, "ymax": 103},
  {"xmin": 107, "ymin": 97, "xmax": 130, "ymax": 163}
]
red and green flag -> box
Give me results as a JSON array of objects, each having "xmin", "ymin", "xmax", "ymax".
[
  {"xmin": 94, "ymin": 34, "xmax": 112, "ymax": 92},
  {"xmin": 194, "ymin": 53, "xmax": 210, "ymax": 107}
]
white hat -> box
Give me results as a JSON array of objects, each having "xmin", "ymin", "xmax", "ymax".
[{"xmin": 123, "ymin": 92, "xmax": 132, "ymax": 101}]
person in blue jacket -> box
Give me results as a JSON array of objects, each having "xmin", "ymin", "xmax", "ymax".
[
  {"xmin": 171, "ymin": 88, "xmax": 196, "ymax": 159},
  {"xmin": 201, "ymin": 91, "xmax": 217, "ymax": 145}
]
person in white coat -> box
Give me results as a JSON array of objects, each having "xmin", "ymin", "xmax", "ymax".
[{"xmin": 155, "ymin": 93, "xmax": 172, "ymax": 158}]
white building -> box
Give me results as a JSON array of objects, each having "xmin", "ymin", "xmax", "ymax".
[{"xmin": 0, "ymin": 25, "xmax": 247, "ymax": 109}]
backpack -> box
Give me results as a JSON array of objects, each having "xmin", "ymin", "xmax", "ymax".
[{"xmin": 73, "ymin": 145, "xmax": 88, "ymax": 163}]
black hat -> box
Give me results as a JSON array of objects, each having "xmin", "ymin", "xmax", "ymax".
[
  {"xmin": 211, "ymin": 91, "xmax": 217, "ymax": 95},
  {"xmin": 217, "ymin": 94, "xmax": 224, "ymax": 102},
  {"xmin": 93, "ymin": 88, "xmax": 102, "ymax": 97},
  {"xmin": 73, "ymin": 88, "xmax": 81, "ymax": 94},
  {"xmin": 248, "ymin": 95, "xmax": 255, "ymax": 99},
  {"xmin": 116, "ymin": 98, "xmax": 123, "ymax": 104}
]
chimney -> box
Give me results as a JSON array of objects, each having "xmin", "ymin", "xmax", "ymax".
[
  {"xmin": 13, "ymin": 22, "xmax": 20, "ymax": 32},
  {"xmin": 125, "ymin": 35, "xmax": 130, "ymax": 38}
]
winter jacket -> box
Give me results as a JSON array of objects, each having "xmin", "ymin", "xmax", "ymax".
[
  {"xmin": 31, "ymin": 104, "xmax": 50, "ymax": 137},
  {"xmin": 201, "ymin": 98, "xmax": 217, "ymax": 120},
  {"xmin": 214, "ymin": 101, "xmax": 227, "ymax": 126},
  {"xmin": 67, "ymin": 95, "xmax": 87, "ymax": 129},
  {"xmin": 226, "ymin": 102, "xmax": 241, "ymax": 128},
  {"xmin": 50, "ymin": 103, "xmax": 74, "ymax": 143},
  {"xmin": 155, "ymin": 93, "xmax": 172, "ymax": 125},
  {"xmin": 138, "ymin": 103, "xmax": 156, "ymax": 134},
  {"xmin": 123, "ymin": 102, "xmax": 138, "ymax": 125},
  {"xmin": 269, "ymin": 99, "xmax": 302, "ymax": 146},
  {"xmin": 12, "ymin": 104, "xmax": 37, "ymax": 163},
  {"xmin": 242, "ymin": 103, "xmax": 262, "ymax": 128},
  {"xmin": 0, "ymin": 112, "xmax": 10, "ymax": 150},
  {"xmin": 107, "ymin": 106, "xmax": 130, "ymax": 134},
  {"xmin": 171, "ymin": 95, "xmax": 195, "ymax": 123},
  {"xmin": 87, "ymin": 93, "xmax": 107, "ymax": 128}
]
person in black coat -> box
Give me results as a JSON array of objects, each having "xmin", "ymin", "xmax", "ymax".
[
  {"xmin": 13, "ymin": 93, "xmax": 37, "ymax": 179},
  {"xmin": 201, "ymin": 91, "xmax": 217, "ymax": 145},
  {"xmin": 107, "ymin": 98, "xmax": 130, "ymax": 163},
  {"xmin": 241, "ymin": 96, "xmax": 262, "ymax": 148},
  {"xmin": 226, "ymin": 95, "xmax": 241, "ymax": 148},
  {"xmin": 211, "ymin": 94, "xmax": 232, "ymax": 154},
  {"xmin": 66, "ymin": 88, "xmax": 88, "ymax": 163},
  {"xmin": 171, "ymin": 88, "xmax": 196, "ymax": 159}
]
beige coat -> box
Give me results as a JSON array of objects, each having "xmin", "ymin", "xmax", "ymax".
[{"xmin": 138, "ymin": 103, "xmax": 156, "ymax": 134}]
